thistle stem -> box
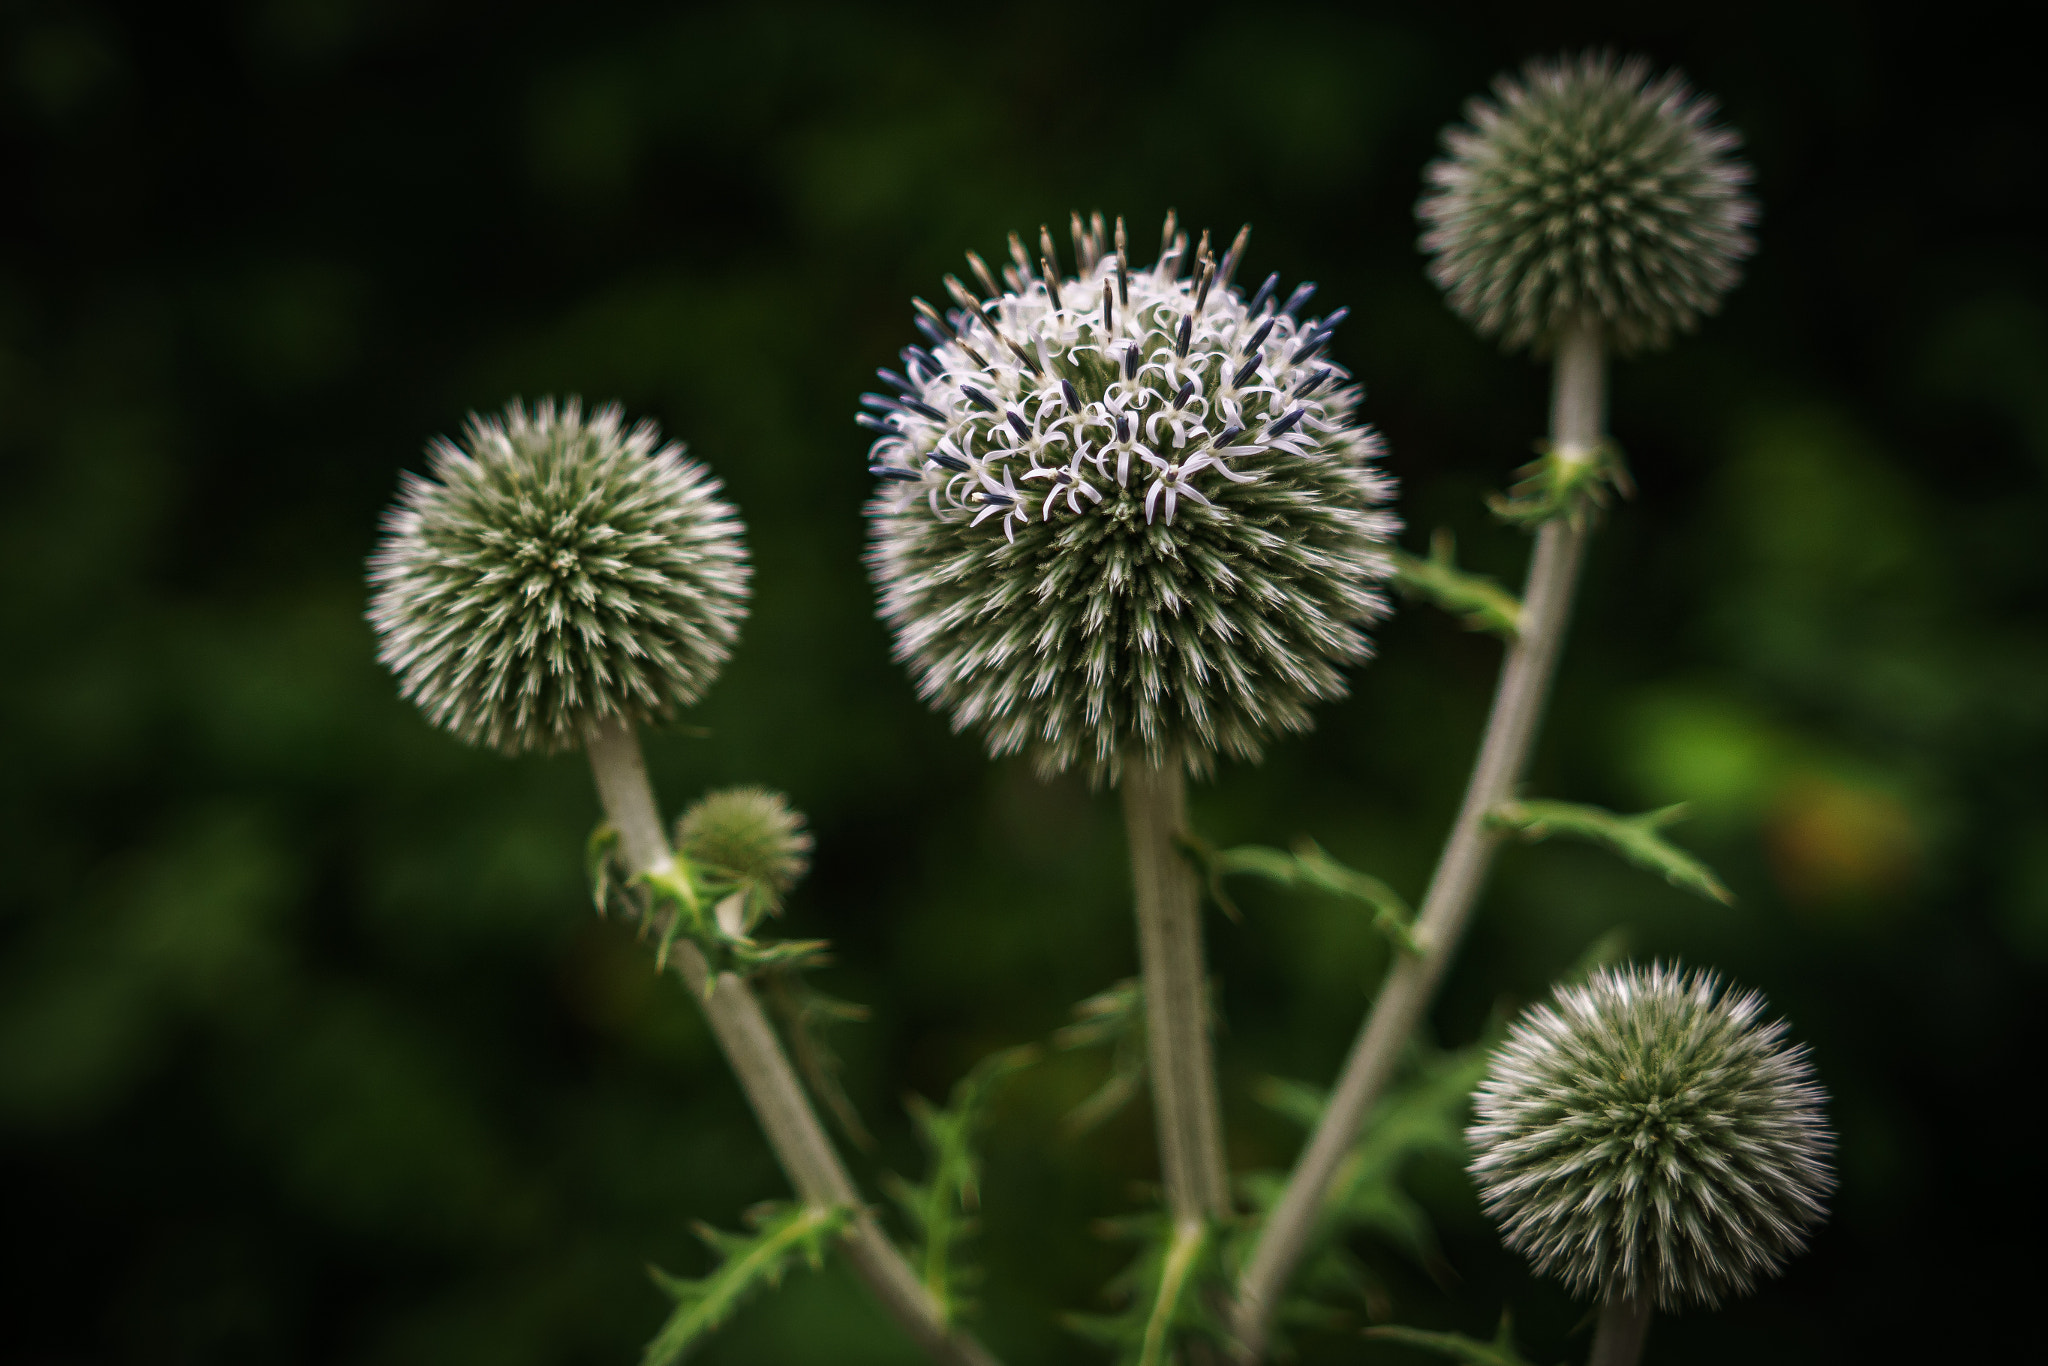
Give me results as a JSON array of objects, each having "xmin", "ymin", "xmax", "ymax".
[
  {"xmin": 1122, "ymin": 755, "xmax": 1232, "ymax": 1225},
  {"xmin": 584, "ymin": 716, "xmax": 1002, "ymax": 1366},
  {"xmin": 1587, "ymin": 1298, "xmax": 1653, "ymax": 1366},
  {"xmin": 1232, "ymin": 319, "xmax": 1605, "ymax": 1357}
]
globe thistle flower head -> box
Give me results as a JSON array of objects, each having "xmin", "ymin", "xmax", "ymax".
[
  {"xmin": 863, "ymin": 213, "xmax": 1399, "ymax": 783},
  {"xmin": 368, "ymin": 398, "xmax": 750, "ymax": 754},
  {"xmin": 1419, "ymin": 52, "xmax": 1757, "ymax": 354},
  {"xmin": 1467, "ymin": 963, "xmax": 1833, "ymax": 1311},
  {"xmin": 676, "ymin": 785, "xmax": 813, "ymax": 921}
]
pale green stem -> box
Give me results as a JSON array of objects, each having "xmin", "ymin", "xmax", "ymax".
[
  {"xmin": 1231, "ymin": 319, "xmax": 1606, "ymax": 1358},
  {"xmin": 583, "ymin": 716, "xmax": 1001, "ymax": 1366},
  {"xmin": 1587, "ymin": 1298, "xmax": 1652, "ymax": 1366},
  {"xmin": 1122, "ymin": 754, "xmax": 1233, "ymax": 1227}
]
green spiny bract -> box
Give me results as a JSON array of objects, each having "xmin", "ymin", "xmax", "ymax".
[
  {"xmin": 1418, "ymin": 52, "xmax": 1757, "ymax": 355},
  {"xmin": 368, "ymin": 398, "xmax": 750, "ymax": 754},
  {"xmin": 676, "ymin": 786, "xmax": 812, "ymax": 922},
  {"xmin": 1467, "ymin": 963, "xmax": 1833, "ymax": 1311},
  {"xmin": 862, "ymin": 214, "xmax": 1399, "ymax": 784}
]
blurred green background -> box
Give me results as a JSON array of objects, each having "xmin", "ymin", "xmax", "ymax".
[{"xmin": 3, "ymin": 1, "xmax": 2042, "ymax": 1361}]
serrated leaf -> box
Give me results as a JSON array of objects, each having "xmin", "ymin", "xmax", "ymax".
[
  {"xmin": 1188, "ymin": 836, "xmax": 1420, "ymax": 955},
  {"xmin": 1390, "ymin": 529, "xmax": 1523, "ymax": 640},
  {"xmin": 1236, "ymin": 1031, "xmax": 1499, "ymax": 1343},
  {"xmin": 1064, "ymin": 1212, "xmax": 1226, "ymax": 1366},
  {"xmin": 1488, "ymin": 438, "xmax": 1634, "ymax": 529},
  {"xmin": 587, "ymin": 822, "xmax": 622, "ymax": 916},
  {"xmin": 885, "ymin": 1045, "xmax": 1038, "ymax": 1323},
  {"xmin": 1489, "ymin": 799, "xmax": 1733, "ymax": 905},
  {"xmin": 1053, "ymin": 978, "xmax": 1148, "ymax": 1135},
  {"xmin": 763, "ymin": 974, "xmax": 874, "ymax": 1150},
  {"xmin": 642, "ymin": 1201, "xmax": 849, "ymax": 1366},
  {"xmin": 723, "ymin": 935, "xmax": 833, "ymax": 975},
  {"xmin": 1365, "ymin": 1310, "xmax": 1546, "ymax": 1366}
]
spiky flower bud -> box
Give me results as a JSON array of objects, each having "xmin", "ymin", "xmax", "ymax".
[
  {"xmin": 863, "ymin": 214, "xmax": 1398, "ymax": 782},
  {"xmin": 368, "ymin": 398, "xmax": 750, "ymax": 754},
  {"xmin": 1418, "ymin": 52, "xmax": 1757, "ymax": 354},
  {"xmin": 676, "ymin": 786, "xmax": 812, "ymax": 920},
  {"xmin": 1467, "ymin": 963, "xmax": 1833, "ymax": 1311}
]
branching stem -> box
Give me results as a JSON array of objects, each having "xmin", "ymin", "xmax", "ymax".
[
  {"xmin": 1231, "ymin": 318, "xmax": 1606, "ymax": 1357},
  {"xmin": 1123, "ymin": 755, "xmax": 1233, "ymax": 1225},
  {"xmin": 584, "ymin": 717, "xmax": 1001, "ymax": 1366}
]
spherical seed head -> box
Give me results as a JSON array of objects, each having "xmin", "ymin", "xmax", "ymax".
[
  {"xmin": 367, "ymin": 398, "xmax": 751, "ymax": 754},
  {"xmin": 863, "ymin": 216, "xmax": 1399, "ymax": 784},
  {"xmin": 1418, "ymin": 52, "xmax": 1757, "ymax": 355},
  {"xmin": 1468, "ymin": 963, "xmax": 1833, "ymax": 1311},
  {"xmin": 676, "ymin": 786, "xmax": 812, "ymax": 901}
]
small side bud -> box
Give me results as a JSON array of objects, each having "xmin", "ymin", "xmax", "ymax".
[{"xmin": 676, "ymin": 787, "xmax": 813, "ymax": 918}]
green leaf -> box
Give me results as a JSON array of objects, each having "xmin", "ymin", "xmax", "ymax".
[
  {"xmin": 1187, "ymin": 836, "xmax": 1421, "ymax": 955},
  {"xmin": 1365, "ymin": 1310, "xmax": 1546, "ymax": 1366},
  {"xmin": 1236, "ymin": 1031, "xmax": 1498, "ymax": 1337},
  {"xmin": 762, "ymin": 974, "xmax": 874, "ymax": 1150},
  {"xmin": 642, "ymin": 1201, "xmax": 849, "ymax": 1366},
  {"xmin": 1138, "ymin": 1221, "xmax": 1210, "ymax": 1366},
  {"xmin": 1489, "ymin": 438, "xmax": 1634, "ymax": 529},
  {"xmin": 1053, "ymin": 978, "xmax": 1148, "ymax": 1135},
  {"xmin": 1064, "ymin": 1212, "xmax": 1226, "ymax": 1366},
  {"xmin": 587, "ymin": 822, "xmax": 622, "ymax": 916},
  {"xmin": 1488, "ymin": 799, "xmax": 1733, "ymax": 905},
  {"xmin": 589, "ymin": 835, "xmax": 838, "ymax": 984},
  {"xmin": 884, "ymin": 1045, "xmax": 1038, "ymax": 1323},
  {"xmin": 721, "ymin": 934, "xmax": 833, "ymax": 976},
  {"xmin": 1389, "ymin": 529, "xmax": 1523, "ymax": 640}
]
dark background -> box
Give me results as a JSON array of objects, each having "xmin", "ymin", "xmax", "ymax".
[{"xmin": 4, "ymin": 1, "xmax": 2043, "ymax": 1361}]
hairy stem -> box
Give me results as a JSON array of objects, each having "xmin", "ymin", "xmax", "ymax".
[
  {"xmin": 1587, "ymin": 1298, "xmax": 1652, "ymax": 1366},
  {"xmin": 584, "ymin": 716, "xmax": 1001, "ymax": 1366},
  {"xmin": 1231, "ymin": 319, "xmax": 1605, "ymax": 1357},
  {"xmin": 1123, "ymin": 755, "xmax": 1232, "ymax": 1225}
]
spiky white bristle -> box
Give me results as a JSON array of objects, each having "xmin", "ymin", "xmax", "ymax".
[
  {"xmin": 862, "ymin": 214, "xmax": 1399, "ymax": 783},
  {"xmin": 1468, "ymin": 963, "xmax": 1834, "ymax": 1311},
  {"xmin": 367, "ymin": 398, "xmax": 750, "ymax": 754},
  {"xmin": 1418, "ymin": 52, "xmax": 1757, "ymax": 354}
]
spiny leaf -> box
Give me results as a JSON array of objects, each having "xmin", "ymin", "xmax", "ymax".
[
  {"xmin": 1139, "ymin": 1221, "xmax": 1211, "ymax": 1366},
  {"xmin": 1489, "ymin": 799, "xmax": 1733, "ymax": 905},
  {"xmin": 1053, "ymin": 978, "xmax": 1148, "ymax": 1135},
  {"xmin": 588, "ymin": 822, "xmax": 622, "ymax": 916},
  {"xmin": 1390, "ymin": 529, "xmax": 1523, "ymax": 640},
  {"xmin": 721, "ymin": 935, "xmax": 833, "ymax": 976},
  {"xmin": 1064, "ymin": 1212, "xmax": 1227, "ymax": 1366},
  {"xmin": 602, "ymin": 842, "xmax": 836, "ymax": 983},
  {"xmin": 763, "ymin": 975, "xmax": 874, "ymax": 1150},
  {"xmin": 1489, "ymin": 438, "xmax": 1634, "ymax": 529},
  {"xmin": 1185, "ymin": 834, "xmax": 1420, "ymax": 955},
  {"xmin": 642, "ymin": 1201, "xmax": 849, "ymax": 1366},
  {"xmin": 885, "ymin": 1045, "xmax": 1039, "ymax": 1323},
  {"xmin": 1236, "ymin": 1031, "xmax": 1499, "ymax": 1340},
  {"xmin": 1255, "ymin": 1035, "xmax": 1490, "ymax": 1259},
  {"xmin": 1365, "ymin": 1310, "xmax": 1546, "ymax": 1366}
]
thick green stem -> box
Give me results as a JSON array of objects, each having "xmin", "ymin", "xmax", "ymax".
[
  {"xmin": 1122, "ymin": 754, "xmax": 1232, "ymax": 1225},
  {"xmin": 584, "ymin": 716, "xmax": 1001, "ymax": 1366},
  {"xmin": 1587, "ymin": 1298, "xmax": 1652, "ymax": 1366},
  {"xmin": 1231, "ymin": 319, "xmax": 1606, "ymax": 1358}
]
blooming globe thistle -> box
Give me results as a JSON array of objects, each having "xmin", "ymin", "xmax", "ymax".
[
  {"xmin": 1418, "ymin": 53, "xmax": 1757, "ymax": 354},
  {"xmin": 862, "ymin": 215, "xmax": 1398, "ymax": 782},
  {"xmin": 1467, "ymin": 963, "xmax": 1833, "ymax": 1311},
  {"xmin": 368, "ymin": 398, "xmax": 750, "ymax": 753}
]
